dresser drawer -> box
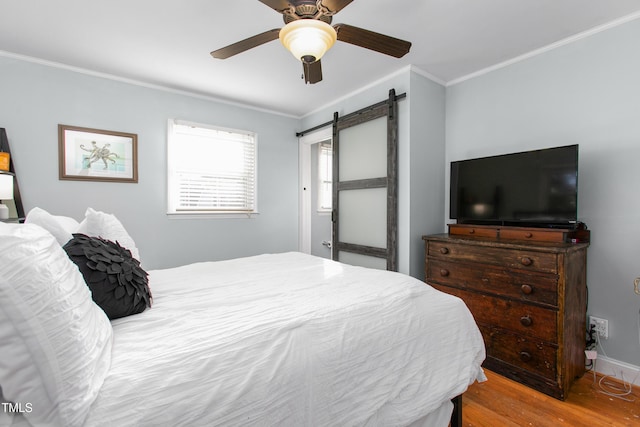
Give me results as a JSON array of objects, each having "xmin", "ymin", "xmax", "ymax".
[
  {"xmin": 427, "ymin": 259, "xmax": 558, "ymax": 306},
  {"xmin": 448, "ymin": 224, "xmax": 498, "ymax": 238},
  {"xmin": 479, "ymin": 324, "xmax": 558, "ymax": 380},
  {"xmin": 499, "ymin": 228, "xmax": 568, "ymax": 243},
  {"xmin": 427, "ymin": 241, "xmax": 558, "ymax": 273},
  {"xmin": 431, "ymin": 285, "xmax": 558, "ymax": 343}
]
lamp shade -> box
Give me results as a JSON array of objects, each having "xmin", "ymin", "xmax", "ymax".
[
  {"xmin": 279, "ymin": 19, "xmax": 337, "ymax": 63},
  {"xmin": 0, "ymin": 173, "xmax": 14, "ymax": 200}
]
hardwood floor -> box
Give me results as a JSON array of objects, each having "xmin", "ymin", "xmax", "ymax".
[{"xmin": 462, "ymin": 369, "xmax": 640, "ymax": 426}]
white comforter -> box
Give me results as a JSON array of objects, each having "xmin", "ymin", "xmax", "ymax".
[{"xmin": 84, "ymin": 252, "xmax": 485, "ymax": 427}]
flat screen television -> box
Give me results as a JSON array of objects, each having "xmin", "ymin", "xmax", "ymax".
[{"xmin": 450, "ymin": 144, "xmax": 579, "ymax": 228}]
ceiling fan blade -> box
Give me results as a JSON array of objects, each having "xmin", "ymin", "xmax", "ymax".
[
  {"xmin": 303, "ymin": 60, "xmax": 323, "ymax": 84},
  {"xmin": 211, "ymin": 29, "xmax": 281, "ymax": 59},
  {"xmin": 334, "ymin": 24, "xmax": 411, "ymax": 58},
  {"xmin": 257, "ymin": 0, "xmax": 291, "ymax": 14},
  {"xmin": 319, "ymin": 0, "xmax": 354, "ymax": 14}
]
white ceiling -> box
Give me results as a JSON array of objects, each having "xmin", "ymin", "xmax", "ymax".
[{"xmin": 2, "ymin": 0, "xmax": 640, "ymax": 117}]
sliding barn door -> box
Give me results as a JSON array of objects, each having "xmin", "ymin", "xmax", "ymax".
[{"xmin": 331, "ymin": 90, "xmax": 399, "ymax": 271}]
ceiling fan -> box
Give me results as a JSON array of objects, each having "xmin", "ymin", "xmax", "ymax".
[{"xmin": 210, "ymin": 0, "xmax": 412, "ymax": 84}]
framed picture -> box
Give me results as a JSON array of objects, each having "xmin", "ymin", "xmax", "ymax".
[{"xmin": 58, "ymin": 124, "xmax": 138, "ymax": 183}]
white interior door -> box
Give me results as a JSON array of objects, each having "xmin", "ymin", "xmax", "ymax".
[
  {"xmin": 298, "ymin": 127, "xmax": 332, "ymax": 257},
  {"xmin": 310, "ymin": 140, "xmax": 332, "ymax": 258}
]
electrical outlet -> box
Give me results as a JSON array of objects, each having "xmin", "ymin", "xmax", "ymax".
[{"xmin": 589, "ymin": 316, "xmax": 609, "ymax": 339}]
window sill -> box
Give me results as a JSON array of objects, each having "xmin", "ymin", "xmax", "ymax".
[{"xmin": 166, "ymin": 211, "xmax": 259, "ymax": 220}]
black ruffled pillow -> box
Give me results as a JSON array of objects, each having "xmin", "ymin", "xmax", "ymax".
[{"xmin": 63, "ymin": 233, "xmax": 152, "ymax": 320}]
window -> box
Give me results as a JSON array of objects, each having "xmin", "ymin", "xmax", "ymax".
[
  {"xmin": 168, "ymin": 120, "xmax": 257, "ymax": 216},
  {"xmin": 317, "ymin": 141, "xmax": 332, "ymax": 212}
]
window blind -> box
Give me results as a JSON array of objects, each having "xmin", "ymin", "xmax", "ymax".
[{"xmin": 168, "ymin": 121, "xmax": 257, "ymax": 214}]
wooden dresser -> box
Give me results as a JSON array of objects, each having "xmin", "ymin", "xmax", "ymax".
[{"xmin": 423, "ymin": 228, "xmax": 589, "ymax": 400}]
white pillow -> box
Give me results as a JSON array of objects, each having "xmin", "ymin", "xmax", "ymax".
[
  {"xmin": 24, "ymin": 207, "xmax": 80, "ymax": 246},
  {"xmin": 0, "ymin": 223, "xmax": 113, "ymax": 427},
  {"xmin": 77, "ymin": 207, "xmax": 140, "ymax": 260}
]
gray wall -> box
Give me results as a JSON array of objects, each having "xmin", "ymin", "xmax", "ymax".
[
  {"xmin": 0, "ymin": 55, "xmax": 299, "ymax": 269},
  {"xmin": 446, "ymin": 18, "xmax": 640, "ymax": 368},
  {"xmin": 408, "ymin": 70, "xmax": 446, "ymax": 279}
]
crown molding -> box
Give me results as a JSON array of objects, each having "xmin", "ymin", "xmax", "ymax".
[
  {"xmin": 409, "ymin": 65, "xmax": 446, "ymax": 86},
  {"xmin": 0, "ymin": 49, "xmax": 299, "ymax": 119},
  {"xmin": 447, "ymin": 10, "xmax": 640, "ymax": 87}
]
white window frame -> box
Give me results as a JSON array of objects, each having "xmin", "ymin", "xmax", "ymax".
[
  {"xmin": 167, "ymin": 119, "xmax": 258, "ymax": 218},
  {"xmin": 317, "ymin": 140, "xmax": 332, "ymax": 213}
]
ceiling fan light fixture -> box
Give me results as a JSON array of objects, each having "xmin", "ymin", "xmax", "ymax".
[{"xmin": 279, "ymin": 19, "xmax": 337, "ymax": 63}]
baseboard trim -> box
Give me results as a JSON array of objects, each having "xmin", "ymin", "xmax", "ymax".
[{"xmin": 593, "ymin": 354, "xmax": 640, "ymax": 387}]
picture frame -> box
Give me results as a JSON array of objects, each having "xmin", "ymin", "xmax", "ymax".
[{"xmin": 58, "ymin": 124, "xmax": 138, "ymax": 183}]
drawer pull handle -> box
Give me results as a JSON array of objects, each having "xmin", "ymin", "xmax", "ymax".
[
  {"xmin": 439, "ymin": 269, "xmax": 450, "ymax": 277},
  {"xmin": 520, "ymin": 257, "xmax": 533, "ymax": 266},
  {"xmin": 520, "ymin": 284, "xmax": 533, "ymax": 295},
  {"xmin": 439, "ymin": 247, "xmax": 449, "ymax": 255},
  {"xmin": 520, "ymin": 316, "xmax": 533, "ymax": 327},
  {"xmin": 468, "ymin": 229, "xmax": 475, "ymax": 234},
  {"xmin": 524, "ymin": 232, "xmax": 533, "ymax": 238},
  {"xmin": 519, "ymin": 351, "xmax": 532, "ymax": 362}
]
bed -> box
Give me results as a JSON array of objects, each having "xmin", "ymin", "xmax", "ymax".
[{"xmin": 0, "ymin": 212, "xmax": 485, "ymax": 427}]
